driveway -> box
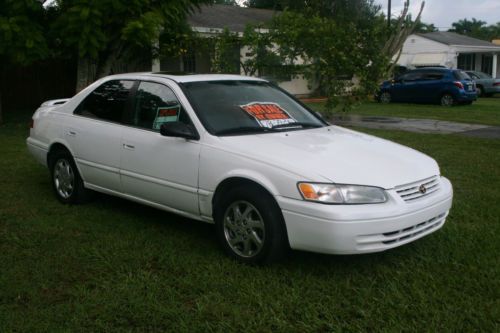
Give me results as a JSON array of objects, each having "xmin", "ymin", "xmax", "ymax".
[{"xmin": 331, "ymin": 114, "xmax": 500, "ymax": 139}]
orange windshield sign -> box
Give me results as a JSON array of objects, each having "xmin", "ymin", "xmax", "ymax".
[{"xmin": 240, "ymin": 102, "xmax": 297, "ymax": 128}]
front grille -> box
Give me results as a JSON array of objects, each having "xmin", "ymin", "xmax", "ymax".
[
  {"xmin": 395, "ymin": 176, "xmax": 440, "ymax": 202},
  {"xmin": 356, "ymin": 212, "xmax": 447, "ymax": 250}
]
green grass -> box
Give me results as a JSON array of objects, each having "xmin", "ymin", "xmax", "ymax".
[
  {"xmin": 307, "ymin": 95, "xmax": 500, "ymax": 127},
  {"xmin": 1, "ymin": 111, "xmax": 499, "ymax": 332}
]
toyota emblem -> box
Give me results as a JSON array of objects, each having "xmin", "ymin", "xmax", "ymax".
[{"xmin": 419, "ymin": 184, "xmax": 427, "ymax": 194}]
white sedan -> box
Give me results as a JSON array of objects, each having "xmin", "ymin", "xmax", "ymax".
[{"xmin": 27, "ymin": 73, "xmax": 453, "ymax": 263}]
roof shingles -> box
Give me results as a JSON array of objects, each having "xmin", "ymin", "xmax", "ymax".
[{"xmin": 418, "ymin": 31, "xmax": 498, "ymax": 47}]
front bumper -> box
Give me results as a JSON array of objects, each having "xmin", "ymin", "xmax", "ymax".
[{"xmin": 277, "ymin": 177, "xmax": 453, "ymax": 254}]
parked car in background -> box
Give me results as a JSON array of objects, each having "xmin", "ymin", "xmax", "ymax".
[
  {"xmin": 465, "ymin": 70, "xmax": 500, "ymax": 97},
  {"xmin": 27, "ymin": 73, "xmax": 453, "ymax": 263},
  {"xmin": 377, "ymin": 67, "xmax": 477, "ymax": 106}
]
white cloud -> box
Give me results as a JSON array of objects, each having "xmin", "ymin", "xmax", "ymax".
[{"xmin": 376, "ymin": 0, "xmax": 500, "ymax": 30}]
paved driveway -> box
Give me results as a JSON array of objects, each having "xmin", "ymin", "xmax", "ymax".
[{"xmin": 331, "ymin": 115, "xmax": 500, "ymax": 139}]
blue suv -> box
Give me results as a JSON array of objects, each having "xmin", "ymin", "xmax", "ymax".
[{"xmin": 377, "ymin": 68, "xmax": 477, "ymax": 106}]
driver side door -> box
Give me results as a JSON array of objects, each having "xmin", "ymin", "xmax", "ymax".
[{"xmin": 119, "ymin": 81, "xmax": 201, "ymax": 215}]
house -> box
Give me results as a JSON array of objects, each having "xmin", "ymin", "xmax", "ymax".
[
  {"xmin": 397, "ymin": 31, "xmax": 500, "ymax": 78},
  {"xmin": 154, "ymin": 4, "xmax": 314, "ymax": 97}
]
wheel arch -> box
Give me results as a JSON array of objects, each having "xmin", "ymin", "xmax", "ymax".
[
  {"xmin": 46, "ymin": 141, "xmax": 85, "ymax": 182},
  {"xmin": 212, "ymin": 176, "xmax": 279, "ymax": 214}
]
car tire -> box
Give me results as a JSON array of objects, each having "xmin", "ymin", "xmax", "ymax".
[
  {"xmin": 440, "ymin": 94, "xmax": 455, "ymax": 107},
  {"xmin": 476, "ymin": 86, "xmax": 484, "ymax": 97},
  {"xmin": 49, "ymin": 150, "xmax": 91, "ymax": 204},
  {"xmin": 379, "ymin": 91, "xmax": 391, "ymax": 104},
  {"xmin": 214, "ymin": 185, "xmax": 289, "ymax": 264}
]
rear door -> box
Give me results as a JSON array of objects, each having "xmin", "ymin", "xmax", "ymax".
[
  {"xmin": 70, "ymin": 80, "xmax": 136, "ymax": 192},
  {"xmin": 417, "ymin": 70, "xmax": 445, "ymax": 103},
  {"xmin": 119, "ymin": 81, "xmax": 201, "ymax": 215}
]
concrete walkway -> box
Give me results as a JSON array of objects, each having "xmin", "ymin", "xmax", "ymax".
[{"xmin": 331, "ymin": 114, "xmax": 500, "ymax": 139}]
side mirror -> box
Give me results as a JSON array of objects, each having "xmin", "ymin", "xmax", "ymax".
[{"xmin": 160, "ymin": 122, "xmax": 199, "ymax": 140}]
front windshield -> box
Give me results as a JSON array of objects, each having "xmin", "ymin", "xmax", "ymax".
[{"xmin": 181, "ymin": 80, "xmax": 325, "ymax": 135}]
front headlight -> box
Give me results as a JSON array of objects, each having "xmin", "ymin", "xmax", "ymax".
[{"xmin": 298, "ymin": 182, "xmax": 388, "ymax": 204}]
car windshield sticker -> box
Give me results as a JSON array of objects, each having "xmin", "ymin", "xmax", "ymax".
[
  {"xmin": 240, "ymin": 102, "xmax": 297, "ymax": 128},
  {"xmin": 153, "ymin": 105, "xmax": 180, "ymax": 130}
]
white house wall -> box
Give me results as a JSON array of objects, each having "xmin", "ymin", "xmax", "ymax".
[{"xmin": 397, "ymin": 34, "xmax": 456, "ymax": 68}]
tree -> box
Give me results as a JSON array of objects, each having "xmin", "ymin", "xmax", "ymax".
[
  {"xmin": 414, "ymin": 21, "xmax": 437, "ymax": 33},
  {"xmin": 51, "ymin": 0, "xmax": 211, "ymax": 90},
  {"xmin": 383, "ymin": 0, "xmax": 425, "ymax": 75},
  {"xmin": 0, "ymin": 0, "xmax": 49, "ymax": 124},
  {"xmin": 449, "ymin": 18, "xmax": 500, "ymax": 41}
]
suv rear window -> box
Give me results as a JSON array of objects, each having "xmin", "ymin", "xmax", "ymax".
[{"xmin": 453, "ymin": 71, "xmax": 471, "ymax": 81}]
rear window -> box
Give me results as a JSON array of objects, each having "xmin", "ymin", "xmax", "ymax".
[{"xmin": 453, "ymin": 71, "xmax": 471, "ymax": 81}]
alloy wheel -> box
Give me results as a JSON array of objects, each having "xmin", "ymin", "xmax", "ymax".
[
  {"xmin": 441, "ymin": 94, "xmax": 454, "ymax": 106},
  {"xmin": 223, "ymin": 201, "xmax": 266, "ymax": 258},
  {"xmin": 53, "ymin": 159, "xmax": 75, "ymax": 199}
]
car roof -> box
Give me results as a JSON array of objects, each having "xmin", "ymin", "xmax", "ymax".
[{"xmin": 101, "ymin": 72, "xmax": 267, "ymax": 83}]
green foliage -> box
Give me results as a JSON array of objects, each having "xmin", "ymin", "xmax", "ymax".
[
  {"xmin": 209, "ymin": 28, "xmax": 241, "ymax": 73},
  {"xmin": 0, "ymin": 0, "xmax": 49, "ymax": 64},
  {"xmin": 241, "ymin": 9, "xmax": 388, "ymax": 112},
  {"xmin": 52, "ymin": 0, "xmax": 211, "ymax": 77},
  {"xmin": 449, "ymin": 18, "xmax": 500, "ymax": 41},
  {"xmin": 414, "ymin": 21, "xmax": 438, "ymax": 33}
]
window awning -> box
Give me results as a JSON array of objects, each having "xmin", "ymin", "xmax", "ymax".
[{"xmin": 411, "ymin": 54, "xmax": 445, "ymax": 66}]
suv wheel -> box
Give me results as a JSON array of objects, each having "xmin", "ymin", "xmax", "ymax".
[
  {"xmin": 440, "ymin": 94, "xmax": 455, "ymax": 107},
  {"xmin": 49, "ymin": 151, "xmax": 90, "ymax": 204},
  {"xmin": 379, "ymin": 92, "xmax": 391, "ymax": 103},
  {"xmin": 214, "ymin": 186, "xmax": 289, "ymax": 264}
]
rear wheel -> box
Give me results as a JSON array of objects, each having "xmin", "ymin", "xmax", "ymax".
[
  {"xmin": 49, "ymin": 150, "xmax": 90, "ymax": 204},
  {"xmin": 214, "ymin": 186, "xmax": 289, "ymax": 264},
  {"xmin": 440, "ymin": 94, "xmax": 455, "ymax": 107},
  {"xmin": 379, "ymin": 91, "xmax": 391, "ymax": 104}
]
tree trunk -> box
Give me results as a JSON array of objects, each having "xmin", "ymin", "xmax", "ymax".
[
  {"xmin": 76, "ymin": 57, "xmax": 96, "ymax": 92},
  {"xmin": 95, "ymin": 42, "xmax": 124, "ymax": 80}
]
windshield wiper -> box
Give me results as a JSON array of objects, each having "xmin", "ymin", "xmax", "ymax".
[
  {"xmin": 271, "ymin": 122, "xmax": 323, "ymax": 130},
  {"xmin": 216, "ymin": 126, "xmax": 275, "ymax": 136}
]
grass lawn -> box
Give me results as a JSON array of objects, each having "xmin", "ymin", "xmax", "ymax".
[
  {"xmin": 1, "ymin": 110, "xmax": 499, "ymax": 332},
  {"xmin": 306, "ymin": 95, "xmax": 500, "ymax": 127}
]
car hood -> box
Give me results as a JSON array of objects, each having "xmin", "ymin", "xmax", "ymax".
[{"xmin": 216, "ymin": 126, "xmax": 440, "ymax": 189}]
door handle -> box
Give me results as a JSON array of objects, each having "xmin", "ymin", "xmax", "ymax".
[{"xmin": 123, "ymin": 143, "xmax": 135, "ymax": 150}]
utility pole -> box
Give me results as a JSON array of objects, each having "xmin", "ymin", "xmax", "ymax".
[{"xmin": 388, "ymin": 0, "xmax": 392, "ymax": 28}]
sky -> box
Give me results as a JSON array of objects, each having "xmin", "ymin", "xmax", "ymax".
[{"xmin": 375, "ymin": 0, "xmax": 500, "ymax": 30}]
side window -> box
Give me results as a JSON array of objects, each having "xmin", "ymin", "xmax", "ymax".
[
  {"xmin": 132, "ymin": 81, "xmax": 191, "ymax": 131},
  {"xmin": 422, "ymin": 72, "xmax": 444, "ymax": 80},
  {"xmin": 401, "ymin": 72, "xmax": 422, "ymax": 82},
  {"xmin": 75, "ymin": 80, "xmax": 135, "ymax": 122}
]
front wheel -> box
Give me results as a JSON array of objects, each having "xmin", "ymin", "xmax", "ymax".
[
  {"xmin": 214, "ymin": 186, "xmax": 289, "ymax": 264},
  {"xmin": 379, "ymin": 91, "xmax": 391, "ymax": 104},
  {"xmin": 440, "ymin": 94, "xmax": 455, "ymax": 107},
  {"xmin": 49, "ymin": 151, "xmax": 91, "ymax": 204}
]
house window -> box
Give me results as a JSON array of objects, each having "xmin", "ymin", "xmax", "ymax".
[
  {"xmin": 481, "ymin": 54, "xmax": 493, "ymax": 75},
  {"xmin": 457, "ymin": 54, "xmax": 476, "ymax": 70},
  {"xmin": 182, "ymin": 51, "xmax": 196, "ymax": 73}
]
